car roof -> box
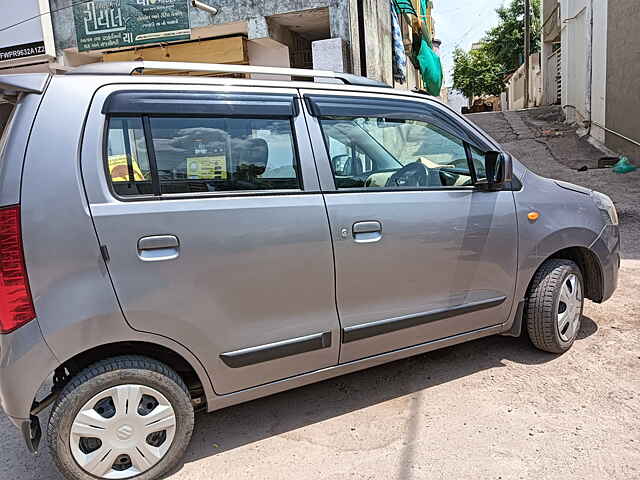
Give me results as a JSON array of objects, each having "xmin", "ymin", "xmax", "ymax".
[
  {"xmin": 67, "ymin": 61, "xmax": 390, "ymax": 88},
  {"xmin": 62, "ymin": 60, "xmax": 440, "ymax": 104}
]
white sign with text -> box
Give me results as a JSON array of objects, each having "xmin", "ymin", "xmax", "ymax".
[{"xmin": 0, "ymin": 0, "xmax": 55, "ymax": 66}]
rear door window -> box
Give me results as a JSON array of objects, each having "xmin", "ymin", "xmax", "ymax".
[
  {"xmin": 104, "ymin": 94, "xmax": 301, "ymax": 198},
  {"xmin": 148, "ymin": 117, "xmax": 299, "ymax": 194}
]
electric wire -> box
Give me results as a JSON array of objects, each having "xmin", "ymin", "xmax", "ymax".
[{"xmin": 0, "ymin": 0, "xmax": 93, "ymax": 33}]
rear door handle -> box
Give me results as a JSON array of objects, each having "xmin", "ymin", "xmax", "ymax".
[
  {"xmin": 352, "ymin": 221, "xmax": 382, "ymax": 243},
  {"xmin": 137, "ymin": 235, "xmax": 180, "ymax": 261}
]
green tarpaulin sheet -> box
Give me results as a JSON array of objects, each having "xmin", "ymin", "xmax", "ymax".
[
  {"xmin": 393, "ymin": 0, "xmax": 418, "ymax": 16},
  {"xmin": 417, "ymin": 37, "xmax": 443, "ymax": 96},
  {"xmin": 415, "ymin": 0, "xmax": 442, "ymax": 96}
]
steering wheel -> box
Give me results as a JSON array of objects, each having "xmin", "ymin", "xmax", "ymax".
[{"xmin": 385, "ymin": 161, "xmax": 439, "ymax": 188}]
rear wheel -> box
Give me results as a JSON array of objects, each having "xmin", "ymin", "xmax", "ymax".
[
  {"xmin": 526, "ymin": 259, "xmax": 584, "ymax": 353},
  {"xmin": 47, "ymin": 356, "xmax": 194, "ymax": 480}
]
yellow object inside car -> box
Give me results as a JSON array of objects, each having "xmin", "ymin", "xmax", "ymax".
[{"xmin": 108, "ymin": 154, "xmax": 146, "ymax": 182}]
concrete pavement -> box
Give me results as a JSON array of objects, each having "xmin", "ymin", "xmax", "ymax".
[{"xmin": 468, "ymin": 107, "xmax": 640, "ymax": 257}]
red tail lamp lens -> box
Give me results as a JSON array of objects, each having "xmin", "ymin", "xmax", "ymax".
[{"xmin": 0, "ymin": 206, "xmax": 36, "ymax": 333}]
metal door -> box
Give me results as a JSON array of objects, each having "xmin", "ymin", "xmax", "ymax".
[
  {"xmin": 81, "ymin": 85, "xmax": 341, "ymax": 394},
  {"xmin": 301, "ymin": 90, "xmax": 518, "ymax": 363}
]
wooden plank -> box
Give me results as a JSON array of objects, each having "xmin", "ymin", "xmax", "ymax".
[{"xmin": 103, "ymin": 36, "xmax": 247, "ymax": 65}]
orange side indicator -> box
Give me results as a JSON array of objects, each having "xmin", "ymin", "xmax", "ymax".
[{"xmin": 528, "ymin": 211, "xmax": 540, "ymax": 221}]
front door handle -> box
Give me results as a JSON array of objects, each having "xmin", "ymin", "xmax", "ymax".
[
  {"xmin": 352, "ymin": 221, "xmax": 382, "ymax": 243},
  {"xmin": 137, "ymin": 235, "xmax": 180, "ymax": 261}
]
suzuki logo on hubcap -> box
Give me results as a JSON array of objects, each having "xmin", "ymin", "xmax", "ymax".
[{"xmin": 116, "ymin": 424, "xmax": 134, "ymax": 441}]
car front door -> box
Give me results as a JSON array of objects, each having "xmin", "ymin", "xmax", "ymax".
[
  {"xmin": 81, "ymin": 85, "xmax": 341, "ymax": 394},
  {"xmin": 302, "ymin": 90, "xmax": 518, "ymax": 363}
]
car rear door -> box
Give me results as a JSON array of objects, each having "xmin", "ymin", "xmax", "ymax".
[
  {"xmin": 301, "ymin": 90, "xmax": 518, "ymax": 363},
  {"xmin": 81, "ymin": 84, "xmax": 340, "ymax": 394}
]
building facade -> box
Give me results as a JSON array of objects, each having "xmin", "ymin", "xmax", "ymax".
[
  {"xmin": 541, "ymin": 0, "xmax": 640, "ymax": 160},
  {"xmin": 0, "ymin": 0, "xmax": 441, "ymax": 94},
  {"xmin": 502, "ymin": 52, "xmax": 543, "ymax": 111}
]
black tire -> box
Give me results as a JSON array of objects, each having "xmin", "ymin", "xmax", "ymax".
[
  {"xmin": 525, "ymin": 259, "xmax": 584, "ymax": 353},
  {"xmin": 47, "ymin": 355, "xmax": 195, "ymax": 480}
]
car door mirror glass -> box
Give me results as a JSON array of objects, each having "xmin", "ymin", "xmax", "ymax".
[
  {"xmin": 332, "ymin": 154, "xmax": 351, "ymax": 175},
  {"xmin": 476, "ymin": 150, "xmax": 511, "ymax": 190}
]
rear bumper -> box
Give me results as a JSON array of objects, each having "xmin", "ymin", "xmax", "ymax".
[
  {"xmin": 0, "ymin": 319, "xmax": 57, "ymax": 424},
  {"xmin": 590, "ymin": 224, "xmax": 620, "ymax": 303}
]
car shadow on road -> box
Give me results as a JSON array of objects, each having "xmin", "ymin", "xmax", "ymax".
[
  {"xmin": 0, "ymin": 317, "xmax": 598, "ymax": 480},
  {"xmin": 168, "ymin": 315, "xmax": 598, "ymax": 475}
]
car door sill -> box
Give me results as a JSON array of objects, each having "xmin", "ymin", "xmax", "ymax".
[
  {"xmin": 218, "ymin": 297, "xmax": 506, "ymax": 368},
  {"xmin": 207, "ymin": 323, "xmax": 505, "ymax": 410},
  {"xmin": 220, "ymin": 331, "xmax": 332, "ymax": 368},
  {"xmin": 342, "ymin": 296, "xmax": 507, "ymax": 343}
]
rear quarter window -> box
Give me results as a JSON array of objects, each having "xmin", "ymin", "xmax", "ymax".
[
  {"xmin": 107, "ymin": 117, "xmax": 153, "ymax": 196},
  {"xmin": 0, "ymin": 103, "xmax": 16, "ymax": 158}
]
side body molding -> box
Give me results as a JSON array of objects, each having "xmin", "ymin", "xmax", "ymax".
[
  {"xmin": 219, "ymin": 296, "xmax": 507, "ymax": 368},
  {"xmin": 220, "ymin": 332, "xmax": 332, "ymax": 368},
  {"xmin": 342, "ymin": 296, "xmax": 507, "ymax": 343}
]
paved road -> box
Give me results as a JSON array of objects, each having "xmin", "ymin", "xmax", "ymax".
[
  {"xmin": 468, "ymin": 107, "xmax": 640, "ymax": 257},
  {"xmin": 2, "ymin": 108, "xmax": 639, "ymax": 480}
]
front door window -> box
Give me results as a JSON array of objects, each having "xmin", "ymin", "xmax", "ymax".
[{"xmin": 320, "ymin": 116, "xmax": 487, "ymax": 189}]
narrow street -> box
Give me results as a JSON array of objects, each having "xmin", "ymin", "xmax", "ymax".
[
  {"xmin": 1, "ymin": 0, "xmax": 638, "ymax": 478},
  {"xmin": 1, "ymin": 108, "xmax": 638, "ymax": 480},
  {"xmin": 468, "ymin": 107, "xmax": 640, "ymax": 257}
]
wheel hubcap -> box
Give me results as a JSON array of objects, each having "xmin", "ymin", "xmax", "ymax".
[
  {"xmin": 70, "ymin": 385, "xmax": 176, "ymax": 479},
  {"xmin": 557, "ymin": 274, "xmax": 583, "ymax": 342}
]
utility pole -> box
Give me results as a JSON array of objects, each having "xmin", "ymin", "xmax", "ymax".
[{"xmin": 523, "ymin": 0, "xmax": 531, "ymax": 108}]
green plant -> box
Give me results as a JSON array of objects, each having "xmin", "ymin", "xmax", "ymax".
[
  {"xmin": 483, "ymin": 0, "xmax": 542, "ymax": 72},
  {"xmin": 452, "ymin": 46, "xmax": 505, "ymax": 100}
]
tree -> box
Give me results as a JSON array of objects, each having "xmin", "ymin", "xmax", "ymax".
[
  {"xmin": 452, "ymin": 46, "xmax": 505, "ymax": 101},
  {"xmin": 483, "ymin": 0, "xmax": 541, "ymax": 73},
  {"xmin": 451, "ymin": 0, "xmax": 541, "ymax": 99}
]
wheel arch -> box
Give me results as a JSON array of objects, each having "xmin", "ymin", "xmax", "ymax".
[
  {"xmin": 504, "ymin": 245, "xmax": 604, "ymax": 338},
  {"xmin": 18, "ymin": 336, "xmax": 211, "ymax": 453},
  {"xmin": 547, "ymin": 246, "xmax": 604, "ymax": 302},
  {"xmin": 50, "ymin": 341, "xmax": 207, "ymax": 408}
]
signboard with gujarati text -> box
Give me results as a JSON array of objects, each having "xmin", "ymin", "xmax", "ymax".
[{"xmin": 73, "ymin": 0, "xmax": 191, "ymax": 52}]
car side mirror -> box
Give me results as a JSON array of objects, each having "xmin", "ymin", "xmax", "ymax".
[
  {"xmin": 331, "ymin": 154, "xmax": 351, "ymax": 175},
  {"xmin": 477, "ymin": 151, "xmax": 512, "ymax": 191}
]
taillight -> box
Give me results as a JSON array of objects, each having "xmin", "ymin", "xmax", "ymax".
[{"xmin": 0, "ymin": 205, "xmax": 36, "ymax": 333}]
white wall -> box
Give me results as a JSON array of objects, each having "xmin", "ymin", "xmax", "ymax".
[
  {"xmin": 360, "ymin": 0, "xmax": 393, "ymax": 85},
  {"xmin": 542, "ymin": 42, "xmax": 560, "ymax": 105},
  {"xmin": 0, "ymin": 0, "xmax": 55, "ymax": 68},
  {"xmin": 560, "ymin": 0, "xmax": 587, "ymax": 123},
  {"xmin": 246, "ymin": 39, "xmax": 291, "ymax": 80},
  {"xmin": 541, "ymin": 0, "xmax": 560, "ymax": 105},
  {"xmin": 447, "ymin": 89, "xmax": 468, "ymax": 114},
  {"xmin": 559, "ymin": 0, "xmax": 608, "ymax": 131},
  {"xmin": 312, "ymin": 38, "xmax": 349, "ymax": 73},
  {"xmin": 504, "ymin": 52, "xmax": 543, "ymax": 110},
  {"xmin": 590, "ymin": 0, "xmax": 608, "ymax": 143}
]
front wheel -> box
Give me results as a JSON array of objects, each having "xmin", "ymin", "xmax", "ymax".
[
  {"xmin": 47, "ymin": 356, "xmax": 195, "ymax": 480},
  {"xmin": 525, "ymin": 259, "xmax": 584, "ymax": 353}
]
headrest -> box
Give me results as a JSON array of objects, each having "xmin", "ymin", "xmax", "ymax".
[{"xmin": 234, "ymin": 137, "xmax": 269, "ymax": 168}]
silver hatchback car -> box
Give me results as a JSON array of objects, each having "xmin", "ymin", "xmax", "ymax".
[{"xmin": 0, "ymin": 62, "xmax": 619, "ymax": 480}]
